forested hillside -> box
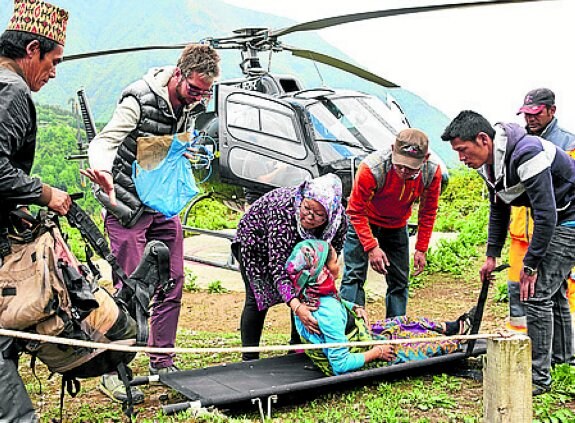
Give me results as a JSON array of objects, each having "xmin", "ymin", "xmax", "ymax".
[
  {"xmin": 0, "ymin": 0, "xmax": 457, "ymax": 167},
  {"xmin": 33, "ymin": 105, "xmax": 99, "ymax": 215}
]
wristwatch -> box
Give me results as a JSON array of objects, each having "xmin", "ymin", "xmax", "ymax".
[{"xmin": 523, "ymin": 266, "xmax": 538, "ymax": 276}]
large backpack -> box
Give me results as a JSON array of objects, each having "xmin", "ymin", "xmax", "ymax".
[{"xmin": 0, "ymin": 203, "xmax": 173, "ymax": 418}]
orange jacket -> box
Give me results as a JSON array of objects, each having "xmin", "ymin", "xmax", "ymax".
[{"xmin": 346, "ymin": 161, "xmax": 441, "ymax": 252}]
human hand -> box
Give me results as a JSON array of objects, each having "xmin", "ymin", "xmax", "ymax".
[
  {"xmin": 374, "ymin": 344, "xmax": 396, "ymax": 362},
  {"xmin": 368, "ymin": 247, "xmax": 389, "ymax": 275},
  {"xmin": 412, "ymin": 250, "xmax": 426, "ymax": 276},
  {"xmin": 47, "ymin": 187, "xmax": 71, "ymax": 215},
  {"xmin": 294, "ymin": 302, "xmax": 320, "ymax": 335},
  {"xmin": 519, "ymin": 270, "xmax": 537, "ymax": 302},
  {"xmin": 479, "ymin": 257, "xmax": 497, "ymax": 283},
  {"xmin": 183, "ymin": 145, "xmax": 201, "ymax": 160},
  {"xmin": 353, "ymin": 305, "xmax": 370, "ymax": 327},
  {"xmin": 80, "ymin": 168, "xmax": 116, "ymax": 206}
]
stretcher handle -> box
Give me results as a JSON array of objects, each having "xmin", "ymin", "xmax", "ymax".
[{"xmin": 465, "ymin": 263, "xmax": 509, "ymax": 356}]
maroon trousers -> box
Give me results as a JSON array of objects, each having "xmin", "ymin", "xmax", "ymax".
[{"xmin": 105, "ymin": 212, "xmax": 184, "ymax": 368}]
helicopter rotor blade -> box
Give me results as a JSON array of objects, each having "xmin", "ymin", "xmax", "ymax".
[
  {"xmin": 63, "ymin": 44, "xmax": 189, "ymax": 62},
  {"xmin": 271, "ymin": 0, "xmax": 555, "ymax": 37},
  {"xmin": 283, "ymin": 45, "xmax": 399, "ymax": 88}
]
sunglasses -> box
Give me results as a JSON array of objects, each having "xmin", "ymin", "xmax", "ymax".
[{"xmin": 183, "ymin": 77, "xmax": 213, "ymax": 99}]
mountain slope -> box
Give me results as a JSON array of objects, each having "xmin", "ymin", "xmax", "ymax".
[{"xmin": 0, "ymin": 0, "xmax": 457, "ymax": 166}]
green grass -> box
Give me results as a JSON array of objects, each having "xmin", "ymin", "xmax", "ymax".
[{"xmin": 28, "ymin": 329, "xmax": 574, "ymax": 422}]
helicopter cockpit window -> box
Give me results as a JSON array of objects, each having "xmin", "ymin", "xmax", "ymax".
[
  {"xmin": 307, "ymin": 95, "xmax": 405, "ymax": 162},
  {"xmin": 225, "ymin": 93, "xmax": 305, "ymax": 159},
  {"xmin": 228, "ymin": 148, "xmax": 311, "ymax": 188}
]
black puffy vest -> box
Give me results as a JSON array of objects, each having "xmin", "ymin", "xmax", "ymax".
[{"xmin": 97, "ymin": 79, "xmax": 184, "ymax": 227}]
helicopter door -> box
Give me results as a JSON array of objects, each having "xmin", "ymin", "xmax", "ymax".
[{"xmin": 218, "ymin": 85, "xmax": 318, "ymax": 193}]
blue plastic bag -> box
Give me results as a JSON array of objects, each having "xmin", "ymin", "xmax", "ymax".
[{"xmin": 133, "ymin": 134, "xmax": 199, "ymax": 218}]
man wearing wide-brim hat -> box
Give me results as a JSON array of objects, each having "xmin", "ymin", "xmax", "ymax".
[{"xmin": 0, "ymin": 0, "xmax": 70, "ymax": 420}]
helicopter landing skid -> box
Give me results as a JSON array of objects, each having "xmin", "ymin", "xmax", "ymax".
[{"xmin": 182, "ymin": 224, "xmax": 239, "ymax": 271}]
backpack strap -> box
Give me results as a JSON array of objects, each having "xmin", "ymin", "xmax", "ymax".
[
  {"xmin": 58, "ymin": 375, "xmax": 81, "ymax": 423},
  {"xmin": 421, "ymin": 160, "xmax": 439, "ymax": 190},
  {"xmin": 66, "ymin": 200, "xmax": 174, "ymax": 346},
  {"xmin": 117, "ymin": 362, "xmax": 135, "ymax": 420},
  {"xmin": 362, "ymin": 149, "xmax": 439, "ymax": 191},
  {"xmin": 362, "ymin": 150, "xmax": 393, "ymax": 192}
]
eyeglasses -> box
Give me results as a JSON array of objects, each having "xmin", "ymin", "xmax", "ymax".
[
  {"xmin": 183, "ymin": 77, "xmax": 213, "ymax": 99},
  {"xmin": 300, "ymin": 200, "xmax": 327, "ymax": 222},
  {"xmin": 393, "ymin": 164, "xmax": 420, "ymax": 178}
]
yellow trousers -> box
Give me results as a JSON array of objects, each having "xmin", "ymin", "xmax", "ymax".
[{"xmin": 508, "ymin": 233, "xmax": 575, "ymax": 318}]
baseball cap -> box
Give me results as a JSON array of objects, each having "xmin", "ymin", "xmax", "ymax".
[
  {"xmin": 391, "ymin": 128, "xmax": 429, "ymax": 169},
  {"xmin": 517, "ymin": 88, "xmax": 555, "ymax": 115}
]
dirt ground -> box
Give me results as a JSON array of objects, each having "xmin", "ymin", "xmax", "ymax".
[
  {"xmin": 24, "ymin": 268, "xmax": 502, "ymax": 422},
  {"xmin": 179, "ymin": 274, "xmax": 491, "ymax": 336}
]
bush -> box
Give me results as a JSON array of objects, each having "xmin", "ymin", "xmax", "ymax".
[
  {"xmin": 184, "ymin": 268, "xmax": 200, "ymax": 292},
  {"xmin": 183, "ymin": 197, "xmax": 241, "ymax": 231},
  {"xmin": 416, "ymin": 168, "xmax": 490, "ymax": 278}
]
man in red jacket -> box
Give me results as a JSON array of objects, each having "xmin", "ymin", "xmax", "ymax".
[{"xmin": 340, "ymin": 128, "xmax": 442, "ymax": 317}]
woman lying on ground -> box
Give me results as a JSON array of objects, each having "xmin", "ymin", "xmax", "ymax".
[{"xmin": 286, "ymin": 239, "xmax": 475, "ymax": 376}]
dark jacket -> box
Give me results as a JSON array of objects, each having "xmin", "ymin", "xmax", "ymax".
[
  {"xmin": 0, "ymin": 58, "xmax": 46, "ymax": 228},
  {"xmin": 480, "ymin": 123, "xmax": 575, "ymax": 268}
]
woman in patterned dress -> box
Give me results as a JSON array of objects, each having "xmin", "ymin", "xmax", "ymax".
[
  {"xmin": 286, "ymin": 239, "xmax": 474, "ymax": 375},
  {"xmin": 233, "ymin": 173, "xmax": 347, "ymax": 361}
]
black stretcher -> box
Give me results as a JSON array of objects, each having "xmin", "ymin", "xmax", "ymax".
[
  {"xmin": 160, "ymin": 340, "xmax": 487, "ymax": 415},
  {"xmin": 156, "ymin": 269, "xmax": 501, "ymax": 416}
]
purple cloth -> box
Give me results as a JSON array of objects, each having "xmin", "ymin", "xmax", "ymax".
[
  {"xmin": 105, "ymin": 212, "xmax": 184, "ymax": 368},
  {"xmin": 234, "ymin": 187, "xmax": 347, "ymax": 311}
]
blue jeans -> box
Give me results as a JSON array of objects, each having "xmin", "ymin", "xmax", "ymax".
[
  {"xmin": 339, "ymin": 223, "xmax": 409, "ymax": 317},
  {"xmin": 526, "ymin": 225, "xmax": 575, "ymax": 387}
]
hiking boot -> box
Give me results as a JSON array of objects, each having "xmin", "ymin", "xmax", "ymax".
[
  {"xmin": 99, "ymin": 373, "xmax": 144, "ymax": 404},
  {"xmin": 532, "ymin": 383, "xmax": 551, "ymax": 396}
]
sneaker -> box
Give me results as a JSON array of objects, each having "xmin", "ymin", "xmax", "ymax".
[
  {"xmin": 149, "ymin": 364, "xmax": 180, "ymax": 376},
  {"xmin": 99, "ymin": 373, "xmax": 145, "ymax": 404},
  {"xmin": 149, "ymin": 364, "xmax": 179, "ymax": 386},
  {"xmin": 532, "ymin": 383, "xmax": 551, "ymax": 396}
]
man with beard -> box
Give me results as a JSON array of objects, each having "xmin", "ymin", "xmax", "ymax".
[{"xmin": 82, "ymin": 44, "xmax": 220, "ymax": 403}]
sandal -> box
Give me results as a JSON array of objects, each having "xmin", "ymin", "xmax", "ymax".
[{"xmin": 458, "ymin": 306, "xmax": 477, "ymax": 335}]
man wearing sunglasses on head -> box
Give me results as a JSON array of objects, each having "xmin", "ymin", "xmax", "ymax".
[
  {"xmin": 340, "ymin": 129, "xmax": 442, "ymax": 318},
  {"xmin": 82, "ymin": 44, "xmax": 220, "ymax": 403}
]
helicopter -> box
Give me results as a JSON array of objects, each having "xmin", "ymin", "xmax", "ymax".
[{"xmin": 62, "ymin": 0, "xmax": 551, "ymax": 217}]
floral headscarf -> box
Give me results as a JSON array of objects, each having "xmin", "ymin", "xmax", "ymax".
[
  {"xmin": 294, "ymin": 173, "xmax": 344, "ymax": 243},
  {"xmin": 286, "ymin": 239, "xmax": 338, "ymax": 307}
]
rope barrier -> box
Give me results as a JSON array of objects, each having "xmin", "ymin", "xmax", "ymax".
[{"xmin": 0, "ymin": 328, "xmax": 511, "ymax": 355}]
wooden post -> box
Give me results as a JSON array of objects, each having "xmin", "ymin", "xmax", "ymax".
[{"xmin": 483, "ymin": 335, "xmax": 532, "ymax": 422}]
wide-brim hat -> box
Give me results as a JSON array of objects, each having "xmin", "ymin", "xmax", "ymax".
[{"xmin": 7, "ymin": 0, "xmax": 69, "ymax": 46}]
